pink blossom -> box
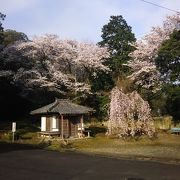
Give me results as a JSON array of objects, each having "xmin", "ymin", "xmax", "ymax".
[
  {"xmin": 108, "ymin": 87, "xmax": 155, "ymax": 138},
  {"xmin": 126, "ymin": 13, "xmax": 180, "ymax": 90}
]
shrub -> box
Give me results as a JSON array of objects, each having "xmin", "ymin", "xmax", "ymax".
[
  {"xmin": 153, "ymin": 116, "xmax": 172, "ymax": 130},
  {"xmin": 87, "ymin": 126, "xmax": 107, "ymax": 137}
]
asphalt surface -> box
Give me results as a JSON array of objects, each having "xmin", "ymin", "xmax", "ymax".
[{"xmin": 0, "ymin": 143, "xmax": 180, "ymax": 180}]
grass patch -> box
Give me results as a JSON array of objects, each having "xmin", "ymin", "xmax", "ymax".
[
  {"xmin": 1, "ymin": 130, "xmax": 180, "ymax": 163},
  {"xmin": 71, "ymin": 132, "xmax": 180, "ymax": 162}
]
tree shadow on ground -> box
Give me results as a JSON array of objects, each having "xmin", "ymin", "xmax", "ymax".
[{"xmin": 0, "ymin": 141, "xmax": 39, "ymax": 154}]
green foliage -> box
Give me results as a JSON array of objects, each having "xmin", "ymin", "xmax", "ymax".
[
  {"xmin": 60, "ymin": 140, "xmax": 74, "ymax": 149},
  {"xmin": 87, "ymin": 125, "xmax": 107, "ymax": 137},
  {"xmin": 165, "ymin": 85, "xmax": 180, "ymax": 121},
  {"xmin": 155, "ymin": 30, "xmax": 180, "ymax": 83},
  {"xmin": 82, "ymin": 94, "xmax": 110, "ymax": 120},
  {"xmin": 138, "ymin": 88, "xmax": 168, "ymax": 116},
  {"xmin": 0, "ymin": 79, "xmax": 32, "ymax": 119},
  {"xmin": 3, "ymin": 29, "xmax": 28, "ymax": 47},
  {"xmin": 90, "ymin": 71, "xmax": 114, "ymax": 92},
  {"xmin": 0, "ymin": 12, "xmax": 5, "ymax": 45},
  {"xmin": 38, "ymin": 139, "xmax": 52, "ymax": 148},
  {"xmin": 0, "ymin": 12, "xmax": 178, "ymax": 126},
  {"xmin": 98, "ymin": 95, "xmax": 110, "ymax": 119},
  {"xmin": 0, "ymin": 13, "xmax": 5, "ymax": 31},
  {"xmin": 0, "ymin": 14, "xmax": 31, "ymax": 120},
  {"xmin": 0, "ymin": 131, "xmax": 12, "ymax": 141},
  {"xmin": 14, "ymin": 129, "xmax": 28, "ymax": 140},
  {"xmin": 149, "ymin": 94, "xmax": 167, "ymax": 116},
  {"xmin": 99, "ymin": 15, "xmax": 136, "ymax": 79},
  {"xmin": 141, "ymin": 84, "xmax": 180, "ymax": 122}
]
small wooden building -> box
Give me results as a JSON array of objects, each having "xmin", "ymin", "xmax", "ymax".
[{"xmin": 30, "ymin": 99, "xmax": 94, "ymax": 138}]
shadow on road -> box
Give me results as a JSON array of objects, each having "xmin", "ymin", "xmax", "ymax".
[{"xmin": 0, "ymin": 141, "xmax": 38, "ymax": 154}]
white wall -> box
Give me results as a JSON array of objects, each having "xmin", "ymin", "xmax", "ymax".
[
  {"xmin": 41, "ymin": 117, "xmax": 46, "ymax": 131},
  {"xmin": 51, "ymin": 116, "xmax": 59, "ymax": 132}
]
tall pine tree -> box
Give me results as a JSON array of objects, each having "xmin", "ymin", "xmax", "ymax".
[{"xmin": 99, "ymin": 15, "xmax": 136, "ymax": 80}]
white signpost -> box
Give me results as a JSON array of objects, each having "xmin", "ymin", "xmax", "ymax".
[{"xmin": 12, "ymin": 122, "xmax": 16, "ymax": 143}]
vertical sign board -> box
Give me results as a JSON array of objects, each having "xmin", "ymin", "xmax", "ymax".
[
  {"xmin": 12, "ymin": 122, "xmax": 16, "ymax": 143},
  {"xmin": 12, "ymin": 122, "xmax": 16, "ymax": 132}
]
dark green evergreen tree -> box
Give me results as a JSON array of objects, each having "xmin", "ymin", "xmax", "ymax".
[
  {"xmin": 0, "ymin": 12, "xmax": 6, "ymax": 49},
  {"xmin": 99, "ymin": 15, "xmax": 136, "ymax": 80},
  {"xmin": 155, "ymin": 30, "xmax": 180, "ymax": 121},
  {"xmin": 155, "ymin": 30, "xmax": 180, "ymax": 83}
]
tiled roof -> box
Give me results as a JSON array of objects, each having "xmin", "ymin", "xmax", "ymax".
[{"xmin": 30, "ymin": 99, "xmax": 94, "ymax": 115}]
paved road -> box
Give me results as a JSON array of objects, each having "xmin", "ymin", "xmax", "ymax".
[{"xmin": 0, "ymin": 143, "xmax": 180, "ymax": 180}]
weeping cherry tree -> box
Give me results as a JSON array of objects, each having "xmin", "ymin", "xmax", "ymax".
[{"xmin": 108, "ymin": 86, "xmax": 155, "ymax": 138}]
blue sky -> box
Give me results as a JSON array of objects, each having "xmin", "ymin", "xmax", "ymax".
[{"xmin": 1, "ymin": 0, "xmax": 180, "ymax": 42}]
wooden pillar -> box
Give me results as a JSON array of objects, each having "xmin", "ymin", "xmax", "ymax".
[
  {"xmin": 80, "ymin": 115, "xmax": 83, "ymax": 134},
  {"xmin": 61, "ymin": 115, "xmax": 64, "ymax": 139}
]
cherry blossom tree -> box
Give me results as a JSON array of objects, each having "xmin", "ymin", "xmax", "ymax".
[
  {"xmin": 108, "ymin": 86, "xmax": 155, "ymax": 138},
  {"xmin": 126, "ymin": 13, "xmax": 180, "ymax": 90},
  {"xmin": 0, "ymin": 34, "xmax": 109, "ymax": 95}
]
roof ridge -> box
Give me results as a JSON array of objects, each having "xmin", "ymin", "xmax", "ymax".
[
  {"xmin": 48, "ymin": 101, "xmax": 59, "ymax": 112},
  {"xmin": 48, "ymin": 98, "xmax": 71, "ymax": 112},
  {"xmin": 57, "ymin": 98, "xmax": 71, "ymax": 101}
]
